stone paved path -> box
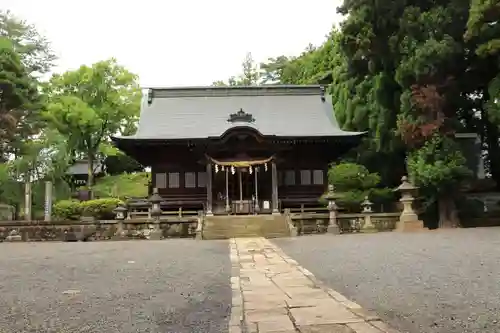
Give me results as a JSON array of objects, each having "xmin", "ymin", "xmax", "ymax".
[{"xmin": 229, "ymin": 237, "xmax": 399, "ymax": 333}]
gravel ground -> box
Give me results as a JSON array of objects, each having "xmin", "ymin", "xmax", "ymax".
[
  {"xmin": 274, "ymin": 228, "xmax": 500, "ymax": 333},
  {"xmin": 0, "ymin": 240, "xmax": 231, "ymax": 333}
]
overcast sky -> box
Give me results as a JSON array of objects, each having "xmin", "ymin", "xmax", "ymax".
[{"xmin": 3, "ymin": 0, "xmax": 344, "ymax": 87}]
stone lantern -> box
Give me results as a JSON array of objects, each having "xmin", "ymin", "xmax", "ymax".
[
  {"xmin": 361, "ymin": 196, "xmax": 376, "ymax": 232},
  {"xmin": 113, "ymin": 204, "xmax": 127, "ymax": 220},
  {"xmin": 149, "ymin": 188, "xmax": 163, "ymax": 220},
  {"xmin": 148, "ymin": 188, "xmax": 163, "ymax": 240},
  {"xmin": 324, "ymin": 184, "xmax": 340, "ymax": 234},
  {"xmin": 361, "ymin": 196, "xmax": 373, "ymax": 213},
  {"xmin": 113, "ymin": 204, "xmax": 128, "ymax": 238},
  {"xmin": 395, "ymin": 176, "xmax": 424, "ymax": 231}
]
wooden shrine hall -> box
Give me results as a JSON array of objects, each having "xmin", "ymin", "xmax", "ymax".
[{"xmin": 112, "ymin": 85, "xmax": 364, "ymax": 215}]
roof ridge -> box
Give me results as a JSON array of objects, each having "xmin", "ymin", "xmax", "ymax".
[{"xmin": 149, "ymin": 85, "xmax": 323, "ymax": 99}]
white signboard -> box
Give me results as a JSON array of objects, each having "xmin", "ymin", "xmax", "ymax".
[{"xmin": 263, "ymin": 201, "xmax": 270, "ymax": 209}]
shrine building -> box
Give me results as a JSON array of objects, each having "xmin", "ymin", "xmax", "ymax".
[{"xmin": 111, "ymin": 85, "xmax": 364, "ymax": 215}]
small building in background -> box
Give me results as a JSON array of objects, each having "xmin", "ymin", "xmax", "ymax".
[{"xmin": 66, "ymin": 160, "xmax": 104, "ymax": 189}]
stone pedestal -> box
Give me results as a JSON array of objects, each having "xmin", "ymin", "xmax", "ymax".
[
  {"xmin": 112, "ymin": 221, "xmax": 127, "ymax": 240},
  {"xmin": 396, "ymin": 219, "xmax": 425, "ymax": 232},
  {"xmin": 327, "ymin": 222, "xmax": 340, "ymax": 234},
  {"xmin": 361, "ymin": 214, "xmax": 377, "ymax": 233}
]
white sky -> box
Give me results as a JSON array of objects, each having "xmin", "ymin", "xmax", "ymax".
[{"xmin": 2, "ymin": 0, "xmax": 344, "ymax": 87}]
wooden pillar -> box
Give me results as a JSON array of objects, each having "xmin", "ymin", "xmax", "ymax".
[
  {"xmin": 206, "ymin": 162, "xmax": 213, "ymax": 216},
  {"xmin": 238, "ymin": 169, "xmax": 244, "ymax": 212},
  {"xmin": 254, "ymin": 168, "xmax": 260, "ymax": 213},
  {"xmin": 225, "ymin": 168, "xmax": 231, "ymax": 213},
  {"xmin": 271, "ymin": 161, "xmax": 279, "ymax": 214}
]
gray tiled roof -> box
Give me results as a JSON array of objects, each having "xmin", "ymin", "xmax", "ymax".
[
  {"xmin": 66, "ymin": 160, "xmax": 103, "ymax": 175},
  {"xmin": 114, "ymin": 85, "xmax": 363, "ymax": 140}
]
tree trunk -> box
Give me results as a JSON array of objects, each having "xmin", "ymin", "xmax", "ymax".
[
  {"xmin": 485, "ymin": 118, "xmax": 500, "ymax": 189},
  {"xmin": 438, "ymin": 195, "xmax": 460, "ymax": 228}
]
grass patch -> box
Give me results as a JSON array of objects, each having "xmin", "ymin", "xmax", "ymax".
[{"xmin": 93, "ymin": 172, "xmax": 150, "ymax": 199}]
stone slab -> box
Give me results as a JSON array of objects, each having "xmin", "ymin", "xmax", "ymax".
[
  {"xmin": 289, "ymin": 305, "xmax": 363, "ymax": 326},
  {"xmin": 286, "ymin": 297, "xmax": 345, "ymax": 309},
  {"xmin": 248, "ymin": 316, "xmax": 295, "ymax": 332},
  {"xmin": 245, "ymin": 308, "xmax": 289, "ymax": 323},
  {"xmin": 347, "ymin": 322, "xmax": 384, "ymax": 333},
  {"xmin": 298, "ymin": 324, "xmax": 356, "ymax": 333}
]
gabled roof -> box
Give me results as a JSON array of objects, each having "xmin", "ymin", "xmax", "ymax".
[
  {"xmin": 66, "ymin": 160, "xmax": 103, "ymax": 175},
  {"xmin": 113, "ymin": 85, "xmax": 364, "ymax": 141}
]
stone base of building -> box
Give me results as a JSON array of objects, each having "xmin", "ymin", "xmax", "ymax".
[{"xmin": 396, "ymin": 220, "xmax": 425, "ymax": 232}]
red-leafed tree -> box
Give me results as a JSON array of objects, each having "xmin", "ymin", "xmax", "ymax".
[{"xmin": 399, "ymin": 83, "xmax": 471, "ymax": 228}]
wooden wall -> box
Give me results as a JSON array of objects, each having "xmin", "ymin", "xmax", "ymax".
[{"xmin": 148, "ymin": 141, "xmax": 336, "ymax": 207}]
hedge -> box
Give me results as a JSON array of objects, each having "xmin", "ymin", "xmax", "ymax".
[{"xmin": 53, "ymin": 198, "xmax": 123, "ymax": 220}]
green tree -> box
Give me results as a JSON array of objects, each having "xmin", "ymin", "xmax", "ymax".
[
  {"xmin": 0, "ymin": 37, "xmax": 40, "ymax": 162},
  {"xmin": 0, "ymin": 10, "xmax": 56, "ymax": 74},
  {"xmin": 44, "ymin": 58, "xmax": 142, "ymax": 188},
  {"xmin": 0, "ymin": 10, "xmax": 52, "ymax": 161},
  {"xmin": 213, "ymin": 52, "xmax": 261, "ymax": 86}
]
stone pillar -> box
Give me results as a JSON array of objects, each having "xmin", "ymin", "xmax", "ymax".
[
  {"xmin": 395, "ymin": 176, "xmax": 425, "ymax": 232},
  {"xmin": 206, "ymin": 162, "xmax": 213, "ymax": 216},
  {"xmin": 325, "ymin": 185, "xmax": 340, "ymax": 234},
  {"xmin": 361, "ymin": 196, "xmax": 376, "ymax": 233},
  {"xmin": 271, "ymin": 161, "xmax": 279, "ymax": 214},
  {"xmin": 24, "ymin": 180, "xmax": 31, "ymax": 221},
  {"xmin": 44, "ymin": 180, "xmax": 53, "ymax": 222}
]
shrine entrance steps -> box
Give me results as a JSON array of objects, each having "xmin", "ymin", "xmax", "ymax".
[{"xmin": 202, "ymin": 214, "xmax": 290, "ymax": 240}]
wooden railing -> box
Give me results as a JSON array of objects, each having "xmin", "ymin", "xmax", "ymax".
[{"xmin": 127, "ymin": 207, "xmax": 200, "ymax": 220}]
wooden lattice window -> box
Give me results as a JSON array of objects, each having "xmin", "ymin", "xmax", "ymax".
[
  {"xmin": 197, "ymin": 172, "xmax": 207, "ymax": 188},
  {"xmin": 185, "ymin": 172, "xmax": 196, "ymax": 188},
  {"xmin": 284, "ymin": 170, "xmax": 296, "ymax": 186},
  {"xmin": 300, "ymin": 170, "xmax": 311, "ymax": 185},
  {"xmin": 168, "ymin": 172, "xmax": 180, "ymax": 188},
  {"xmin": 155, "ymin": 173, "xmax": 167, "ymax": 189},
  {"xmin": 313, "ymin": 170, "xmax": 324, "ymax": 185}
]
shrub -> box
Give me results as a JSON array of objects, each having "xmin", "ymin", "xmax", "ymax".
[
  {"xmin": 80, "ymin": 198, "xmax": 124, "ymax": 220},
  {"xmin": 53, "ymin": 200, "xmax": 82, "ymax": 220},
  {"xmin": 328, "ymin": 162, "xmax": 380, "ymax": 191},
  {"xmin": 326, "ymin": 162, "xmax": 394, "ymax": 212}
]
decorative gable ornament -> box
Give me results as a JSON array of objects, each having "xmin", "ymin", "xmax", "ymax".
[{"xmin": 227, "ymin": 108, "xmax": 255, "ymax": 123}]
